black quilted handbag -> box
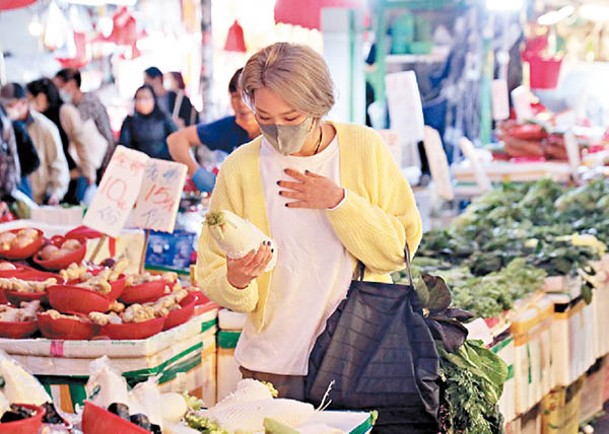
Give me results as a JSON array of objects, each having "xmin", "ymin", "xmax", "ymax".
[{"xmin": 305, "ymin": 245, "xmax": 440, "ymax": 433}]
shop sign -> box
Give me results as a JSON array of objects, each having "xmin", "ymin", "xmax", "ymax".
[
  {"xmin": 83, "ymin": 146, "xmax": 149, "ymax": 238},
  {"xmin": 132, "ymin": 159, "xmax": 187, "ymax": 233}
]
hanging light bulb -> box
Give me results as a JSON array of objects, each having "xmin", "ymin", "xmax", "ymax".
[{"xmin": 28, "ymin": 14, "xmax": 44, "ymax": 37}]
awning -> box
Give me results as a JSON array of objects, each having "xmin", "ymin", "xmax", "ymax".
[{"xmin": 274, "ymin": 0, "xmax": 365, "ymax": 30}]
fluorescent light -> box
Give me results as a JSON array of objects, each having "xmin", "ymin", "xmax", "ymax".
[
  {"xmin": 538, "ymin": 5, "xmax": 575, "ymax": 26},
  {"xmin": 486, "ymin": 0, "xmax": 523, "ymax": 12},
  {"xmin": 579, "ymin": 4, "xmax": 609, "ymax": 23}
]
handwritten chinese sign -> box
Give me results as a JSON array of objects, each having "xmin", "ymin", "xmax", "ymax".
[
  {"xmin": 133, "ymin": 159, "xmax": 187, "ymax": 233},
  {"xmin": 83, "ymin": 146, "xmax": 149, "ymax": 237}
]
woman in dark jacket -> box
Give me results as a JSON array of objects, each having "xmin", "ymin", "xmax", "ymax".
[{"xmin": 119, "ymin": 85, "xmax": 177, "ymax": 160}]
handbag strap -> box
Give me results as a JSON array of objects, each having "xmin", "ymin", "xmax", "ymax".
[{"xmin": 356, "ymin": 242, "xmax": 413, "ymax": 286}]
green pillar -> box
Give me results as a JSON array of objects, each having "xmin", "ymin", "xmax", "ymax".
[{"xmin": 480, "ymin": 13, "xmax": 494, "ymax": 145}]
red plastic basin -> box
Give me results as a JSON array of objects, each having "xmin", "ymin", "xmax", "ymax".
[
  {"xmin": 47, "ymin": 285, "xmax": 111, "ymax": 314},
  {"xmin": 37, "ymin": 312, "xmax": 99, "ymax": 340},
  {"xmin": 163, "ymin": 293, "xmax": 196, "ymax": 331},
  {"xmin": 100, "ymin": 316, "xmax": 165, "ymax": 340},
  {"xmin": 0, "ymin": 404, "xmax": 45, "ymax": 434},
  {"xmin": 0, "ymin": 319, "xmax": 38, "ymax": 339},
  {"xmin": 0, "ymin": 228, "xmax": 44, "ymax": 260},
  {"xmin": 33, "ymin": 236, "xmax": 86, "ymax": 271},
  {"xmin": 81, "ymin": 402, "xmax": 150, "ymax": 434},
  {"xmin": 120, "ymin": 280, "xmax": 166, "ymax": 304}
]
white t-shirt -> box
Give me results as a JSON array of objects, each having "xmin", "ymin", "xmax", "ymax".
[{"xmin": 234, "ymin": 136, "xmax": 353, "ymax": 375}]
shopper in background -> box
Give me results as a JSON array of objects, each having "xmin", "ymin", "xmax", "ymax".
[
  {"xmin": 196, "ymin": 42, "xmax": 422, "ymax": 398},
  {"xmin": 143, "ymin": 67, "xmax": 198, "ymax": 129},
  {"xmin": 0, "ymin": 83, "xmax": 69, "ymax": 205},
  {"xmin": 53, "ymin": 68, "xmax": 115, "ymax": 177},
  {"xmin": 118, "ymin": 84, "xmax": 177, "ymax": 160},
  {"xmin": 164, "ymin": 70, "xmax": 199, "ymax": 128},
  {"xmin": 26, "ymin": 78, "xmax": 77, "ymax": 203},
  {"xmin": 27, "ymin": 77, "xmax": 107, "ymax": 204},
  {"xmin": 167, "ymin": 67, "xmax": 260, "ymax": 193},
  {"xmin": 0, "ymin": 106, "xmax": 21, "ymax": 201},
  {"xmin": 0, "ymin": 94, "xmax": 39, "ymax": 200}
]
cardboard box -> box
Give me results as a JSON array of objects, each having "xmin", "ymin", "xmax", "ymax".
[
  {"xmin": 579, "ymin": 358, "xmax": 605, "ymax": 424},
  {"xmin": 505, "ymin": 404, "xmax": 542, "ymax": 434},
  {"xmin": 541, "ymin": 377, "xmax": 584, "ymax": 434}
]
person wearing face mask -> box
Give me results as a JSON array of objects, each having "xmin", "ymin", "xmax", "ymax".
[
  {"xmin": 53, "ymin": 68, "xmax": 115, "ymax": 177},
  {"xmin": 0, "ymin": 83, "xmax": 69, "ymax": 205},
  {"xmin": 143, "ymin": 67, "xmax": 198, "ymax": 130},
  {"xmin": 196, "ymin": 42, "xmax": 422, "ymax": 399},
  {"xmin": 118, "ymin": 85, "xmax": 177, "ymax": 160},
  {"xmin": 167, "ymin": 67, "xmax": 260, "ymax": 193},
  {"xmin": 27, "ymin": 77, "xmax": 108, "ymax": 204}
]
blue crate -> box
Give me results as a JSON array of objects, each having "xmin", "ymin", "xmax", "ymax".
[{"xmin": 145, "ymin": 230, "xmax": 196, "ymax": 272}]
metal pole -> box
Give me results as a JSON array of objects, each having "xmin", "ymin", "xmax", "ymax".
[{"xmin": 200, "ymin": 0, "xmax": 213, "ymax": 122}]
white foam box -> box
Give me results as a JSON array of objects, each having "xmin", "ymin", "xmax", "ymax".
[
  {"xmin": 216, "ymin": 328, "xmax": 242, "ymax": 403},
  {"xmin": 0, "ymin": 309, "xmax": 218, "ymax": 413},
  {"xmin": 491, "ymin": 334, "xmax": 516, "ymax": 422},
  {"xmin": 30, "ymin": 206, "xmax": 85, "ymax": 226}
]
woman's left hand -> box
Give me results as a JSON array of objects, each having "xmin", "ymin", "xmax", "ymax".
[{"xmin": 278, "ymin": 168, "xmax": 344, "ymax": 209}]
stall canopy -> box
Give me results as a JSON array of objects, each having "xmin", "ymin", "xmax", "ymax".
[
  {"xmin": 274, "ymin": 0, "xmax": 364, "ymax": 30},
  {"xmin": 0, "ymin": 0, "xmax": 36, "ymax": 11}
]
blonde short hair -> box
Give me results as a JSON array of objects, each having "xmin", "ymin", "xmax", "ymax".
[{"xmin": 241, "ymin": 42, "xmax": 335, "ymax": 118}]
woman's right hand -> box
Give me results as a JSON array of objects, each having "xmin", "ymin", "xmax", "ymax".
[{"xmin": 226, "ymin": 242, "xmax": 273, "ymax": 289}]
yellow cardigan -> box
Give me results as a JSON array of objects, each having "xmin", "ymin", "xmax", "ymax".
[{"xmin": 196, "ymin": 121, "xmax": 422, "ymax": 331}]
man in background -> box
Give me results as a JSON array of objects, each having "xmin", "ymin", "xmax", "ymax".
[
  {"xmin": 53, "ymin": 68, "xmax": 114, "ymax": 177},
  {"xmin": 167, "ymin": 68, "xmax": 259, "ymax": 193}
]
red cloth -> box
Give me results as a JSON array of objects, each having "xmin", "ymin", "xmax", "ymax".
[
  {"xmin": 109, "ymin": 6, "xmax": 137, "ymax": 46},
  {"xmin": 56, "ymin": 31, "xmax": 88, "ymax": 69}
]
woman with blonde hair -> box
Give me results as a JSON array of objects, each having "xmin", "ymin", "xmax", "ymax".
[{"xmin": 196, "ymin": 42, "xmax": 422, "ymax": 399}]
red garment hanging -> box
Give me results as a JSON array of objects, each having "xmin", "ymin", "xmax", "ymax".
[{"xmin": 224, "ymin": 20, "xmax": 246, "ymax": 52}]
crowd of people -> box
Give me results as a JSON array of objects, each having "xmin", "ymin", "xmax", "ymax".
[{"xmin": 0, "ymin": 65, "xmax": 255, "ymax": 206}]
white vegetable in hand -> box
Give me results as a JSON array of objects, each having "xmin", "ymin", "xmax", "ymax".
[{"xmin": 205, "ymin": 210, "xmax": 277, "ymax": 272}]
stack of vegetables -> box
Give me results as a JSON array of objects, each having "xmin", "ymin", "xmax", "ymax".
[
  {"xmin": 397, "ymin": 178, "xmax": 609, "ymax": 319},
  {"xmin": 390, "ymin": 177, "xmax": 609, "ymax": 434}
]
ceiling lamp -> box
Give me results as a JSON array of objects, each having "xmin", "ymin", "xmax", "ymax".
[{"xmin": 224, "ymin": 20, "xmax": 246, "ymax": 53}]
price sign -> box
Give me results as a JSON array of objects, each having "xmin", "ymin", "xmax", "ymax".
[
  {"xmin": 83, "ymin": 146, "xmax": 149, "ymax": 238},
  {"xmin": 133, "ymin": 159, "xmax": 187, "ymax": 233}
]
